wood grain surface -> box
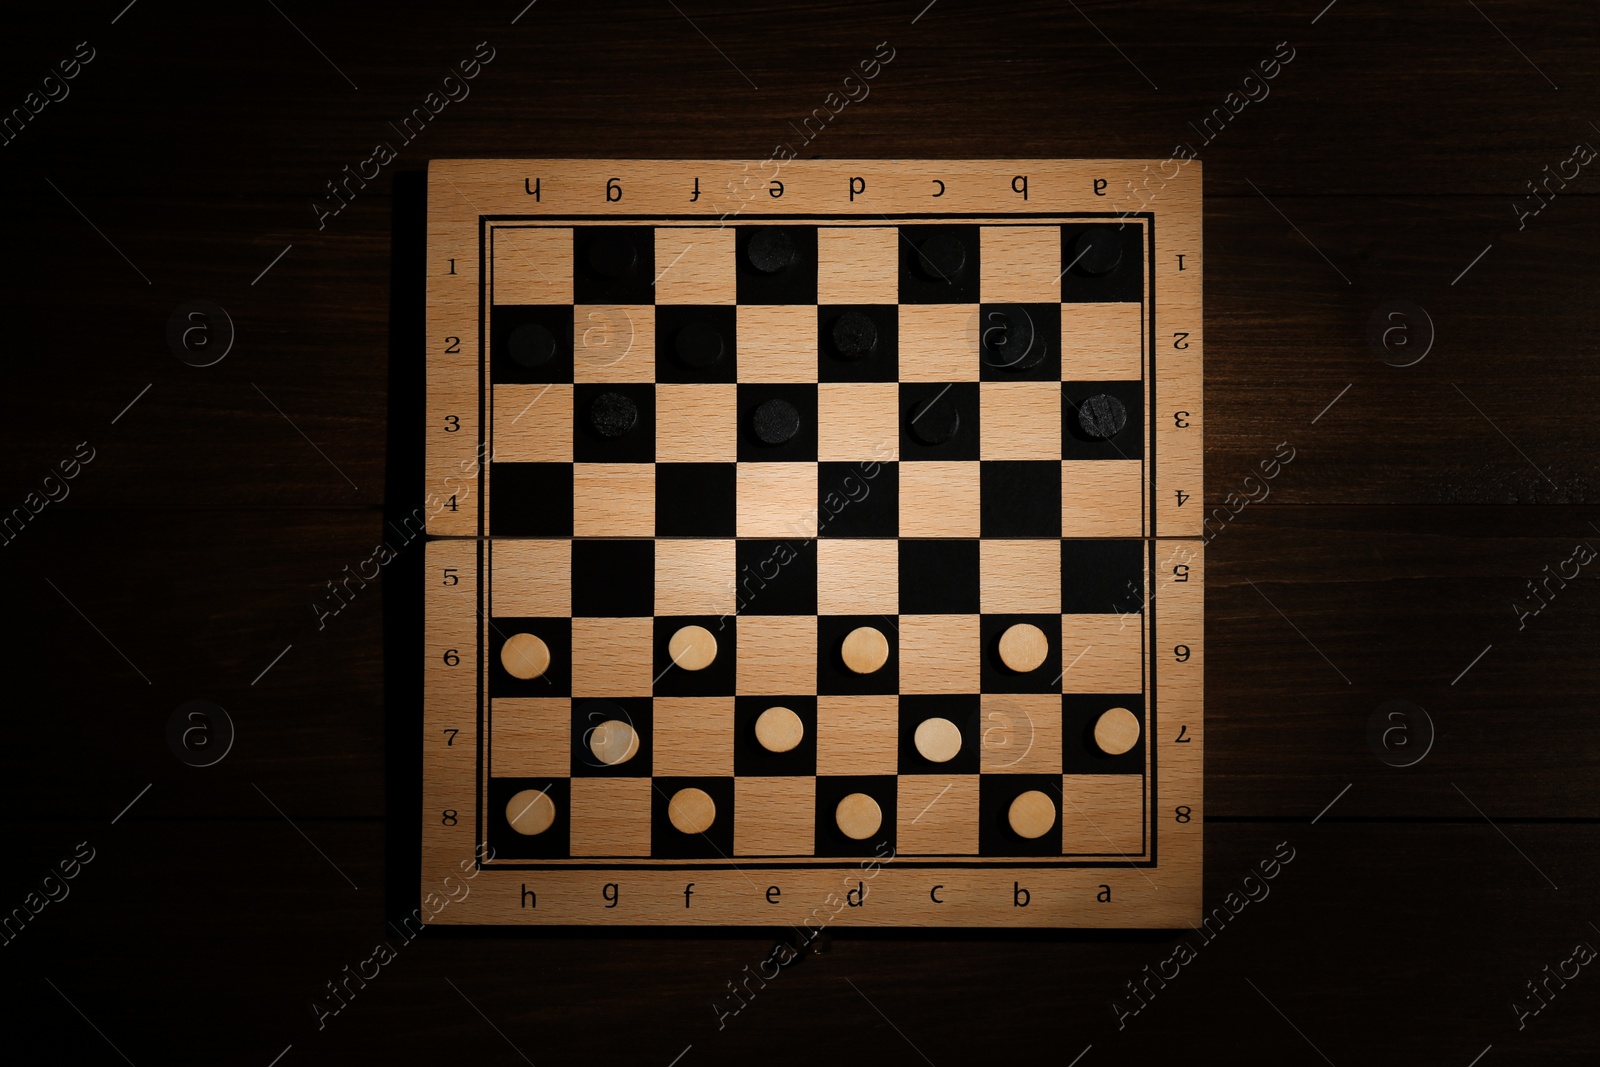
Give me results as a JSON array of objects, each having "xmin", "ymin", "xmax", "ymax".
[{"xmin": 2, "ymin": 0, "xmax": 1597, "ymax": 1063}]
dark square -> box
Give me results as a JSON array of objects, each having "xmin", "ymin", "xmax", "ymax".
[
  {"xmin": 898, "ymin": 540, "xmax": 979, "ymax": 613},
  {"xmin": 736, "ymin": 226, "xmax": 818, "ymax": 305},
  {"xmin": 818, "ymin": 615, "xmax": 898, "ymax": 695},
  {"xmin": 490, "ymin": 463, "xmax": 573, "ymax": 537},
  {"xmin": 574, "ymin": 226, "xmax": 656, "ymax": 305},
  {"xmin": 980, "ymin": 461, "xmax": 1061, "ymax": 537},
  {"xmin": 653, "ymin": 615, "xmax": 736, "ymax": 696},
  {"xmin": 574, "ymin": 383, "xmax": 656, "ymax": 463},
  {"xmin": 657, "ymin": 305, "xmax": 737, "ymax": 383},
  {"xmin": 572, "ymin": 540, "xmax": 654, "ymax": 617},
  {"xmin": 900, "ymin": 382, "xmax": 980, "ymax": 461},
  {"xmin": 979, "ymin": 774, "xmax": 1063, "ymax": 856},
  {"xmin": 487, "ymin": 777, "xmax": 570, "ymax": 859},
  {"xmin": 898, "ymin": 224, "xmax": 980, "ymax": 304},
  {"xmin": 651, "ymin": 775, "xmax": 735, "ymax": 858},
  {"xmin": 492, "ymin": 305, "xmax": 574, "ymax": 385},
  {"xmin": 734, "ymin": 696, "xmax": 818, "ymax": 776},
  {"xmin": 898, "ymin": 695, "xmax": 981, "ymax": 774},
  {"xmin": 978, "ymin": 303, "xmax": 1061, "ymax": 382},
  {"xmin": 1062, "ymin": 540, "xmax": 1145, "ymax": 615},
  {"xmin": 571, "ymin": 698, "xmax": 653, "ymax": 777},
  {"xmin": 817, "ymin": 461, "xmax": 897, "ymax": 538},
  {"xmin": 657, "ymin": 463, "xmax": 736, "ymax": 537},
  {"xmin": 1062, "ymin": 380, "xmax": 1144, "ymax": 459},
  {"xmin": 1061, "ymin": 223, "xmax": 1145, "ymax": 303},
  {"xmin": 737, "ymin": 384, "xmax": 818, "ymax": 462},
  {"xmin": 488, "ymin": 617, "xmax": 571, "ymax": 697},
  {"xmin": 815, "ymin": 775, "xmax": 897, "ymax": 858},
  {"xmin": 734, "ymin": 539, "xmax": 817, "ymax": 615},
  {"xmin": 980, "ymin": 614, "xmax": 1063, "ymax": 693},
  {"xmin": 1064, "ymin": 694, "xmax": 1146, "ymax": 774},
  {"xmin": 819, "ymin": 305, "xmax": 899, "ymax": 382}
]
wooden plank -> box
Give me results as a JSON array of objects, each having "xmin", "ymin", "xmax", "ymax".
[
  {"xmin": 9, "ymin": 2, "xmax": 1597, "ymax": 202},
  {"xmin": 12, "ymin": 193, "xmax": 1600, "ymax": 509},
  {"xmin": 5, "ymin": 821, "xmax": 1595, "ymax": 1064},
  {"xmin": 12, "ymin": 506, "xmax": 1600, "ymax": 820}
]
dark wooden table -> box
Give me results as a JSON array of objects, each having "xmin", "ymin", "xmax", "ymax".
[{"xmin": 4, "ymin": 2, "xmax": 1598, "ymax": 1063}]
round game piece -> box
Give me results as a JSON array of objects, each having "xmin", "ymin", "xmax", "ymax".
[
  {"xmin": 913, "ymin": 717, "xmax": 963, "ymax": 763},
  {"xmin": 835, "ymin": 792, "xmax": 883, "ymax": 841},
  {"xmin": 746, "ymin": 228, "xmax": 796, "ymax": 274},
  {"xmin": 587, "ymin": 232, "xmax": 639, "ymax": 280},
  {"xmin": 668, "ymin": 625, "xmax": 718, "ymax": 671},
  {"xmin": 505, "ymin": 788, "xmax": 556, "ymax": 836},
  {"xmin": 668, "ymin": 787, "xmax": 717, "ymax": 834},
  {"xmin": 1094, "ymin": 706, "xmax": 1142, "ymax": 756},
  {"xmin": 914, "ymin": 231, "xmax": 966, "ymax": 282},
  {"xmin": 587, "ymin": 718, "xmax": 640, "ymax": 767},
  {"xmin": 500, "ymin": 632, "xmax": 551, "ymax": 680},
  {"xmin": 980, "ymin": 304, "xmax": 1045, "ymax": 371},
  {"xmin": 909, "ymin": 392, "xmax": 961, "ymax": 446},
  {"xmin": 840, "ymin": 626, "xmax": 890, "ymax": 674},
  {"xmin": 752, "ymin": 398, "xmax": 801, "ymax": 445},
  {"xmin": 673, "ymin": 320, "xmax": 725, "ymax": 369},
  {"xmin": 829, "ymin": 311, "xmax": 878, "ymax": 360},
  {"xmin": 755, "ymin": 706, "xmax": 805, "ymax": 754},
  {"xmin": 1078, "ymin": 394, "xmax": 1128, "ymax": 440},
  {"xmin": 1008, "ymin": 790, "xmax": 1056, "ymax": 839},
  {"xmin": 507, "ymin": 322, "xmax": 557, "ymax": 368},
  {"xmin": 1069, "ymin": 227, "xmax": 1122, "ymax": 276},
  {"xmin": 998, "ymin": 623, "xmax": 1049, "ymax": 673},
  {"xmin": 588, "ymin": 390, "xmax": 639, "ymax": 438}
]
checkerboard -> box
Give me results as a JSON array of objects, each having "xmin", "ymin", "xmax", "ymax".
[{"xmin": 423, "ymin": 160, "xmax": 1203, "ymax": 927}]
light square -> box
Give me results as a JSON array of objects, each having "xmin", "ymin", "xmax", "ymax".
[
  {"xmin": 818, "ymin": 227, "xmax": 899, "ymax": 304},
  {"xmin": 1061, "ymin": 774, "xmax": 1145, "ymax": 855},
  {"xmin": 899, "ymin": 462, "xmax": 980, "ymax": 538},
  {"xmin": 574, "ymin": 305, "xmax": 655, "ymax": 383},
  {"xmin": 818, "ymin": 383, "xmax": 900, "ymax": 462},
  {"xmin": 1061, "ymin": 613, "xmax": 1144, "ymax": 694},
  {"xmin": 737, "ymin": 615, "xmax": 817, "ymax": 694},
  {"xmin": 490, "ymin": 540, "xmax": 571, "ymax": 617},
  {"xmin": 897, "ymin": 775, "xmax": 978, "ymax": 855},
  {"xmin": 980, "ymin": 540, "xmax": 1061, "ymax": 614},
  {"xmin": 817, "ymin": 539, "xmax": 898, "ymax": 615},
  {"xmin": 657, "ymin": 384, "xmax": 737, "ymax": 462},
  {"xmin": 571, "ymin": 616, "xmax": 653, "ymax": 696},
  {"xmin": 573, "ymin": 463, "xmax": 656, "ymax": 537},
  {"xmin": 816, "ymin": 695, "xmax": 898, "ymax": 775},
  {"xmin": 491, "ymin": 226, "xmax": 572, "ymax": 305},
  {"xmin": 899, "ymin": 614, "xmax": 980, "ymax": 695},
  {"xmin": 493, "ymin": 384, "xmax": 571, "ymax": 463},
  {"xmin": 980, "ymin": 226, "xmax": 1062, "ymax": 302},
  {"xmin": 489, "ymin": 698, "xmax": 570, "ymax": 778},
  {"xmin": 737, "ymin": 306, "xmax": 817, "ymax": 382},
  {"xmin": 737, "ymin": 463, "xmax": 819, "ymax": 538},
  {"xmin": 980, "ymin": 381, "xmax": 1060, "ymax": 460},
  {"xmin": 735, "ymin": 777, "xmax": 817, "ymax": 856},
  {"xmin": 1062, "ymin": 303, "xmax": 1143, "ymax": 380},
  {"xmin": 1062, "ymin": 460, "xmax": 1144, "ymax": 538},
  {"xmin": 653, "ymin": 697, "xmax": 734, "ymax": 775},
  {"xmin": 570, "ymin": 778, "xmax": 652, "ymax": 856},
  {"xmin": 900, "ymin": 304, "xmax": 981, "ymax": 382},
  {"xmin": 979, "ymin": 694, "xmax": 1062, "ymax": 774},
  {"xmin": 655, "ymin": 227, "xmax": 736, "ymax": 304},
  {"xmin": 656, "ymin": 539, "xmax": 736, "ymax": 615}
]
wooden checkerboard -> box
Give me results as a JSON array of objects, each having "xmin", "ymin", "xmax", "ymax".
[{"xmin": 423, "ymin": 160, "xmax": 1203, "ymax": 927}]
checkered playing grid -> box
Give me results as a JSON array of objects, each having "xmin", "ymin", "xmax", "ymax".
[{"xmin": 479, "ymin": 219, "xmax": 1153, "ymax": 864}]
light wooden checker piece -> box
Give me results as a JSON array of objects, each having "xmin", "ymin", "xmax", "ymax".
[{"xmin": 420, "ymin": 159, "xmax": 1205, "ymax": 930}]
